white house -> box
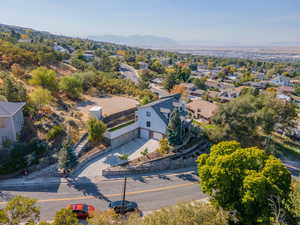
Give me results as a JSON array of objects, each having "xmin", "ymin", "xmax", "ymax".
[
  {"xmin": 136, "ymin": 94, "xmax": 185, "ymax": 140},
  {"xmin": 270, "ymin": 75, "xmax": 292, "ymax": 87},
  {"xmin": 0, "ymin": 102, "xmax": 25, "ymax": 146},
  {"xmin": 139, "ymin": 62, "xmax": 149, "ymax": 70}
]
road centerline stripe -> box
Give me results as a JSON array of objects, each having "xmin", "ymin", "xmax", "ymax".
[{"xmin": 0, "ymin": 182, "xmax": 198, "ymax": 205}]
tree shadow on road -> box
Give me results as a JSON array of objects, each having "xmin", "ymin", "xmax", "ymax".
[
  {"xmin": 175, "ymin": 174, "xmax": 198, "ymax": 182},
  {"xmin": 66, "ymin": 176, "xmax": 111, "ymax": 202},
  {"xmin": 131, "ymin": 176, "xmax": 147, "ymax": 183},
  {"xmin": 156, "ymin": 174, "xmax": 171, "ymax": 181}
]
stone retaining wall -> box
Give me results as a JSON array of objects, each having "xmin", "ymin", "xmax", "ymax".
[{"xmin": 102, "ymin": 157, "xmax": 197, "ymax": 176}]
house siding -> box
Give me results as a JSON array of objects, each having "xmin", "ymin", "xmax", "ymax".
[
  {"xmin": 13, "ymin": 110, "xmax": 24, "ymax": 134},
  {"xmin": 136, "ymin": 107, "xmax": 167, "ymax": 135}
]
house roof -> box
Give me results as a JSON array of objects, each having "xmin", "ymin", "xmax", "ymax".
[
  {"xmin": 187, "ymin": 99, "xmax": 218, "ymax": 119},
  {"xmin": 140, "ymin": 94, "xmax": 182, "ymax": 124},
  {"xmin": 0, "ymin": 102, "xmax": 25, "ymax": 117}
]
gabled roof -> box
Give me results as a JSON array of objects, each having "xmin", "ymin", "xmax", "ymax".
[
  {"xmin": 140, "ymin": 94, "xmax": 181, "ymax": 124},
  {"xmin": 0, "ymin": 102, "xmax": 25, "ymax": 117},
  {"xmin": 187, "ymin": 99, "xmax": 218, "ymax": 119}
]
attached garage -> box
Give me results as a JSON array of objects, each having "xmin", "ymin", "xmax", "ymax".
[
  {"xmin": 153, "ymin": 132, "xmax": 163, "ymax": 140},
  {"xmin": 140, "ymin": 129, "xmax": 150, "ymax": 139}
]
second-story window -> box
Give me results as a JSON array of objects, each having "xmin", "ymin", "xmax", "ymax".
[
  {"xmin": 146, "ymin": 121, "xmax": 151, "ymax": 127},
  {"xmin": 146, "ymin": 111, "xmax": 151, "ymax": 117}
]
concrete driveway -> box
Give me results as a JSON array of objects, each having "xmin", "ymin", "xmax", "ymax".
[{"xmin": 77, "ymin": 138, "xmax": 159, "ymax": 178}]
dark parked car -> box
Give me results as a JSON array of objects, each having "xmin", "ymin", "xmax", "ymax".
[
  {"xmin": 108, "ymin": 200, "xmax": 138, "ymax": 214},
  {"xmin": 66, "ymin": 204, "xmax": 95, "ymax": 219}
]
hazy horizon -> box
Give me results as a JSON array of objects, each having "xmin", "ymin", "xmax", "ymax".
[{"xmin": 1, "ymin": 0, "xmax": 300, "ymax": 46}]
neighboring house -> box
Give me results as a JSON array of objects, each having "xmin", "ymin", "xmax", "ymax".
[
  {"xmin": 159, "ymin": 58, "xmax": 171, "ymax": 67},
  {"xmin": 82, "ymin": 50, "xmax": 95, "ymax": 61},
  {"xmin": 181, "ymin": 83, "xmax": 197, "ymax": 94},
  {"xmin": 190, "ymin": 89, "xmax": 206, "ymax": 97},
  {"xmin": 53, "ymin": 44, "xmax": 70, "ymax": 54},
  {"xmin": 18, "ymin": 39, "xmax": 33, "ymax": 43},
  {"xmin": 220, "ymin": 86, "xmax": 247, "ymax": 99},
  {"xmin": 205, "ymin": 79, "xmax": 219, "ymax": 89},
  {"xmin": 0, "ymin": 102, "xmax": 25, "ymax": 146},
  {"xmin": 276, "ymin": 93, "xmax": 291, "ymax": 101},
  {"xmin": 139, "ymin": 62, "xmax": 148, "ymax": 70},
  {"xmin": 197, "ymin": 64, "xmax": 207, "ymax": 71},
  {"xmin": 219, "ymin": 82, "xmax": 235, "ymax": 90},
  {"xmin": 245, "ymin": 81, "xmax": 268, "ymax": 89},
  {"xmin": 136, "ymin": 94, "xmax": 185, "ymax": 140},
  {"xmin": 270, "ymin": 75, "xmax": 292, "ymax": 87},
  {"xmin": 256, "ymin": 72, "xmax": 267, "ymax": 80},
  {"xmin": 151, "ymin": 78, "xmax": 164, "ymax": 85},
  {"xmin": 186, "ymin": 99, "xmax": 218, "ymax": 123}
]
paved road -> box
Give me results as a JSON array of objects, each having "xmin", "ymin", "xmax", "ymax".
[
  {"xmin": 120, "ymin": 63, "xmax": 139, "ymax": 84},
  {"xmin": 0, "ymin": 169, "xmax": 204, "ymax": 221}
]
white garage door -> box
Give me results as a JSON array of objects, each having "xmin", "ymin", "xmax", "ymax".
[
  {"xmin": 140, "ymin": 129, "xmax": 150, "ymax": 139},
  {"xmin": 153, "ymin": 132, "xmax": 163, "ymax": 140}
]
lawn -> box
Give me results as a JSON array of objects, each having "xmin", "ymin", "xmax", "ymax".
[{"xmin": 108, "ymin": 119, "xmax": 136, "ymax": 132}]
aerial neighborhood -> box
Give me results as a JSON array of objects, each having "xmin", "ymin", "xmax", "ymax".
[{"xmin": 0, "ymin": 20, "xmax": 300, "ymax": 225}]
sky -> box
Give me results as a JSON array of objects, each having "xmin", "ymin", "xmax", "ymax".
[{"xmin": 1, "ymin": 0, "xmax": 300, "ymax": 45}]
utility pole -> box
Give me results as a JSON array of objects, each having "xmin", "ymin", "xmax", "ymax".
[{"xmin": 121, "ymin": 177, "xmax": 127, "ymax": 214}]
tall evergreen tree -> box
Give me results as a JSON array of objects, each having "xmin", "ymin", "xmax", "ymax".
[
  {"xmin": 58, "ymin": 140, "xmax": 78, "ymax": 172},
  {"xmin": 166, "ymin": 109, "xmax": 184, "ymax": 146}
]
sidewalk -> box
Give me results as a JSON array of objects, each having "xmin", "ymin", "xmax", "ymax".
[{"xmin": 0, "ymin": 167, "xmax": 197, "ymax": 188}]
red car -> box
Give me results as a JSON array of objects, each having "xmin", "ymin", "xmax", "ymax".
[{"xmin": 66, "ymin": 204, "xmax": 95, "ymax": 219}]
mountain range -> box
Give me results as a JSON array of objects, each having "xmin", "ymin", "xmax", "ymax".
[{"xmin": 88, "ymin": 34, "xmax": 178, "ymax": 47}]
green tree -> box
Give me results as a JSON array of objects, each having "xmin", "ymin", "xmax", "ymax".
[
  {"xmin": 29, "ymin": 67, "xmax": 57, "ymax": 91},
  {"xmin": 0, "ymin": 196, "xmax": 40, "ymax": 225},
  {"xmin": 178, "ymin": 66, "xmax": 191, "ymax": 82},
  {"xmin": 212, "ymin": 93, "xmax": 297, "ymax": 145},
  {"xmin": 87, "ymin": 117, "xmax": 107, "ymax": 143},
  {"xmin": 52, "ymin": 208, "xmax": 80, "ymax": 225},
  {"xmin": 140, "ymin": 95, "xmax": 152, "ymax": 105},
  {"xmin": 29, "ymin": 87, "xmax": 53, "ymax": 109},
  {"xmin": 149, "ymin": 60, "xmax": 165, "ymax": 74},
  {"xmin": 163, "ymin": 73, "xmax": 177, "ymax": 91},
  {"xmin": 0, "ymin": 76, "xmax": 27, "ymax": 102},
  {"xmin": 58, "ymin": 141, "xmax": 78, "ymax": 172},
  {"xmin": 59, "ymin": 76, "xmax": 83, "ymax": 99},
  {"xmin": 192, "ymin": 77, "xmax": 207, "ymax": 90},
  {"xmin": 197, "ymin": 141, "xmax": 292, "ymax": 225},
  {"xmin": 166, "ymin": 109, "xmax": 184, "ymax": 146},
  {"xmin": 137, "ymin": 76, "xmax": 150, "ymax": 90},
  {"xmin": 295, "ymin": 87, "xmax": 300, "ymax": 96}
]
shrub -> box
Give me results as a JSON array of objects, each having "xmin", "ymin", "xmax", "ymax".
[
  {"xmin": 87, "ymin": 117, "xmax": 107, "ymax": 144},
  {"xmin": 47, "ymin": 125, "xmax": 64, "ymax": 140},
  {"xmin": 158, "ymin": 138, "xmax": 170, "ymax": 155},
  {"xmin": 29, "ymin": 67, "xmax": 57, "ymax": 91},
  {"xmin": 29, "ymin": 87, "xmax": 53, "ymax": 109},
  {"xmin": 59, "ymin": 76, "xmax": 83, "ymax": 99},
  {"xmin": 88, "ymin": 202, "xmax": 228, "ymax": 225}
]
